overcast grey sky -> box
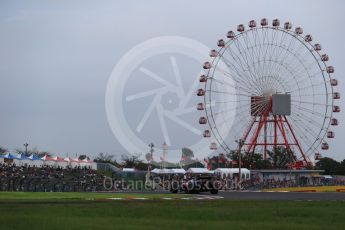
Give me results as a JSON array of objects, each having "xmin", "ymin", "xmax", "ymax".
[{"xmin": 0, "ymin": 0, "xmax": 344, "ymax": 160}]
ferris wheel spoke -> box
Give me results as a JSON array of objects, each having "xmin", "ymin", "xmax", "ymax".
[
  {"xmin": 287, "ymin": 114, "xmax": 323, "ymax": 151},
  {"xmin": 269, "ymin": 43, "xmax": 314, "ymax": 90},
  {"xmin": 211, "ymin": 102, "xmax": 251, "ymax": 116},
  {"xmin": 264, "ymin": 28, "xmax": 281, "ymax": 78},
  {"xmin": 211, "ymin": 98, "xmax": 268, "ymax": 119},
  {"xmin": 243, "ymin": 31, "xmax": 264, "ymax": 82},
  {"xmin": 292, "ymin": 60, "xmax": 320, "ymax": 79},
  {"xmin": 253, "ymin": 29, "xmax": 267, "ymax": 82},
  {"xmin": 248, "ymin": 30, "xmax": 263, "ymax": 67},
  {"xmin": 225, "ymin": 117, "xmax": 254, "ymax": 143},
  {"xmin": 223, "ymin": 46, "xmax": 263, "ymax": 93},
  {"xmin": 207, "ymin": 89, "xmax": 250, "ymax": 97},
  {"xmin": 293, "ymin": 70, "xmax": 325, "ymax": 87},
  {"xmin": 278, "ymin": 39, "xmax": 307, "ymax": 71},
  {"xmin": 283, "ymin": 118, "xmax": 315, "ymax": 150},
  {"xmin": 291, "ymin": 112, "xmax": 324, "ymax": 130},
  {"xmin": 232, "ymin": 38, "xmax": 265, "ymax": 90},
  {"xmin": 292, "ymin": 109, "xmax": 325, "ymax": 127},
  {"xmin": 210, "ymin": 77, "xmax": 255, "ymax": 95},
  {"xmin": 286, "ymin": 46, "xmax": 320, "ymax": 76},
  {"xmin": 273, "ymin": 29, "xmax": 290, "ymax": 60},
  {"xmin": 266, "ymin": 31, "xmax": 281, "ymax": 78},
  {"xmin": 233, "ymin": 37, "xmax": 255, "ymax": 73},
  {"xmin": 291, "ymin": 102, "xmax": 325, "ymax": 117},
  {"xmin": 289, "ymin": 81, "xmax": 327, "ymax": 93},
  {"xmin": 291, "ymin": 99, "xmax": 331, "ymax": 107},
  {"xmin": 248, "ymin": 59, "xmax": 293, "ymax": 91},
  {"xmin": 288, "ymin": 116, "xmax": 321, "ymax": 145},
  {"xmin": 291, "ymin": 92, "xmax": 332, "ymax": 97},
  {"xmin": 218, "ymin": 54, "xmax": 261, "ymax": 93},
  {"xmin": 215, "ymin": 98, "xmax": 251, "ymax": 104},
  {"xmin": 270, "ymin": 34, "xmax": 300, "ymax": 77},
  {"xmin": 212, "ymin": 62, "xmax": 259, "ymax": 94},
  {"xmin": 223, "ymin": 44, "xmax": 251, "ymax": 76}
]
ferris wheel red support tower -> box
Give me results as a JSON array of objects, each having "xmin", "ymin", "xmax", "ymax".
[{"xmin": 238, "ymin": 96, "xmax": 311, "ymax": 166}]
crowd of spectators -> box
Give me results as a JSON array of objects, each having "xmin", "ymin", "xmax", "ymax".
[
  {"xmin": 0, "ymin": 163, "xmax": 106, "ymax": 192},
  {"xmin": 218, "ymin": 176, "xmax": 345, "ymax": 190}
]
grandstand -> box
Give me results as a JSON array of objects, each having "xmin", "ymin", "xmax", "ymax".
[{"xmin": 0, "ymin": 163, "xmax": 105, "ymax": 192}]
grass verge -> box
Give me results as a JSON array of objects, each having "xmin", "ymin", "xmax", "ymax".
[{"xmin": 0, "ymin": 192, "xmax": 345, "ymax": 230}]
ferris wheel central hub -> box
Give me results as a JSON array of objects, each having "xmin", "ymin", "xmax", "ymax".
[{"xmin": 263, "ymin": 89, "xmax": 275, "ymax": 98}]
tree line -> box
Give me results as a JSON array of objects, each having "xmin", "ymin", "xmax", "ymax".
[{"xmin": 1, "ymin": 145, "xmax": 344, "ymax": 175}]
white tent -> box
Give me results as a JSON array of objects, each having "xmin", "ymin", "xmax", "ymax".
[
  {"xmin": 13, "ymin": 153, "xmax": 30, "ymax": 166},
  {"xmin": 41, "ymin": 155, "xmax": 56, "ymax": 167},
  {"xmin": 186, "ymin": 168, "xmax": 212, "ymax": 174},
  {"xmin": 81, "ymin": 158, "xmax": 94, "ymax": 168},
  {"xmin": 71, "ymin": 156, "xmax": 81, "ymax": 168},
  {"xmin": 122, "ymin": 168, "xmax": 136, "ymax": 172},
  {"xmin": 169, "ymin": 168, "xmax": 186, "ymax": 174},
  {"xmin": 151, "ymin": 168, "xmax": 169, "ymax": 174},
  {"xmin": 64, "ymin": 156, "xmax": 74, "ymax": 167},
  {"xmin": 52, "ymin": 156, "xmax": 68, "ymax": 168},
  {"xmin": 214, "ymin": 168, "xmax": 250, "ymax": 179}
]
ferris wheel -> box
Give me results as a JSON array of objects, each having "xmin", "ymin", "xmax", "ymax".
[{"xmin": 197, "ymin": 18, "xmax": 340, "ymax": 166}]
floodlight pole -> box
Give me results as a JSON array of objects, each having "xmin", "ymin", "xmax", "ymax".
[
  {"xmin": 148, "ymin": 143, "xmax": 154, "ymax": 171},
  {"xmin": 235, "ymin": 139, "xmax": 242, "ymax": 191},
  {"xmin": 24, "ymin": 143, "xmax": 29, "ymax": 155}
]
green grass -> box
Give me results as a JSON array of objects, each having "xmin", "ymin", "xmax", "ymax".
[
  {"xmin": 0, "ymin": 192, "xmax": 345, "ymax": 230},
  {"xmin": 0, "ymin": 191, "xmax": 186, "ymax": 201}
]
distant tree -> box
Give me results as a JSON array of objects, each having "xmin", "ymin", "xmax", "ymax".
[
  {"xmin": 15, "ymin": 148, "xmax": 50, "ymax": 157},
  {"xmin": 208, "ymin": 155, "xmax": 220, "ymax": 170},
  {"xmin": 315, "ymin": 157, "xmax": 341, "ymax": 175},
  {"xmin": 94, "ymin": 152, "xmax": 120, "ymax": 167},
  {"xmin": 121, "ymin": 153, "xmax": 147, "ymax": 170},
  {"xmin": 182, "ymin": 160, "xmax": 205, "ymax": 170},
  {"xmin": 79, "ymin": 155, "xmax": 87, "ymax": 160},
  {"xmin": 145, "ymin": 152, "xmax": 153, "ymax": 162},
  {"xmin": 38, "ymin": 151, "xmax": 51, "ymax": 157},
  {"xmin": 0, "ymin": 146, "xmax": 7, "ymax": 155},
  {"xmin": 338, "ymin": 160, "xmax": 345, "ymax": 175},
  {"xmin": 94, "ymin": 152, "xmax": 115, "ymax": 162},
  {"xmin": 181, "ymin": 148, "xmax": 194, "ymax": 160},
  {"xmin": 266, "ymin": 147, "xmax": 296, "ymax": 169},
  {"xmin": 227, "ymin": 151, "xmax": 269, "ymax": 169}
]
